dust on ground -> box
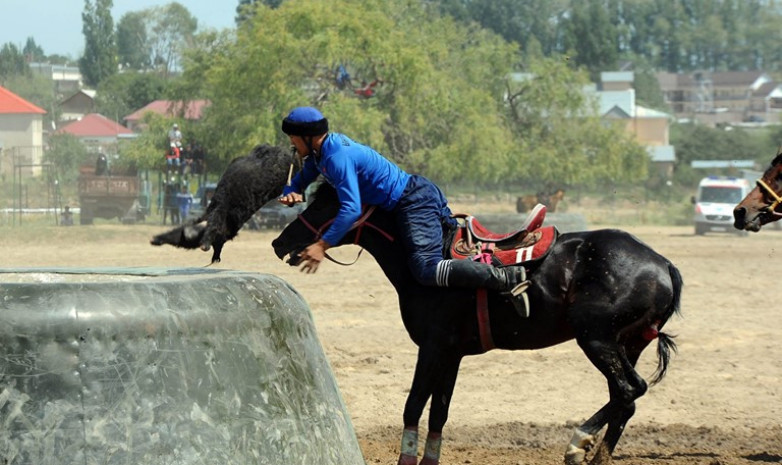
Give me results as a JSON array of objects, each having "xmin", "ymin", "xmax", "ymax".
[{"xmin": 1, "ymin": 209, "xmax": 781, "ymax": 464}]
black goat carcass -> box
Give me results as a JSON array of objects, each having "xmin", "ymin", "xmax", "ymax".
[{"xmin": 150, "ymin": 144, "xmax": 294, "ymax": 263}]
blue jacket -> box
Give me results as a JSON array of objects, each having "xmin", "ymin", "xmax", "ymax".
[{"xmin": 282, "ymin": 133, "xmax": 410, "ymax": 245}]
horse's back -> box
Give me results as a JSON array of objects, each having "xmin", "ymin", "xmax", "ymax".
[
  {"xmin": 535, "ymin": 228, "xmax": 680, "ymax": 323},
  {"xmin": 554, "ymin": 228, "xmax": 668, "ymax": 262}
]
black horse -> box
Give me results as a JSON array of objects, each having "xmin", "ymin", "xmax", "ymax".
[
  {"xmin": 272, "ymin": 183, "xmax": 683, "ymax": 465},
  {"xmin": 734, "ymin": 149, "xmax": 782, "ymax": 231}
]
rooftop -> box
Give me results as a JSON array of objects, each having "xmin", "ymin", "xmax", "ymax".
[{"xmin": 0, "ymin": 85, "xmax": 47, "ymax": 115}]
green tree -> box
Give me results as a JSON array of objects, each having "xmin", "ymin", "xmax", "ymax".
[
  {"xmin": 437, "ymin": 0, "xmax": 782, "ymax": 73},
  {"xmin": 170, "ymin": 0, "xmax": 518, "ymax": 184},
  {"xmin": 505, "ymin": 56, "xmax": 648, "ymax": 188},
  {"xmin": 124, "ymin": 0, "xmax": 653, "ymax": 189},
  {"xmin": 671, "ymin": 122, "xmax": 773, "ymax": 186},
  {"xmin": 561, "ymin": 0, "xmax": 618, "ymax": 79},
  {"xmin": 96, "ymin": 72, "xmax": 167, "ymax": 123},
  {"xmin": 117, "ymin": 11, "xmax": 151, "ymax": 70},
  {"xmin": 120, "ymin": 111, "xmax": 174, "ymax": 171},
  {"xmin": 442, "ymin": 0, "xmax": 568, "ymax": 57},
  {"xmin": 0, "ymin": 43, "xmax": 29, "ymax": 81},
  {"xmin": 44, "ymin": 133, "xmax": 89, "ymax": 183},
  {"xmin": 236, "ymin": 0, "xmax": 283, "ymax": 24},
  {"xmin": 80, "ymin": 0, "xmax": 118, "ymax": 87},
  {"xmin": 45, "ymin": 54, "xmax": 74, "ymax": 66},
  {"xmin": 23, "ymin": 38, "xmax": 45, "ymax": 62},
  {"xmin": 148, "ymin": 2, "xmax": 198, "ymax": 76}
]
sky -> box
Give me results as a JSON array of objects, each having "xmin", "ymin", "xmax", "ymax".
[{"xmin": 0, "ymin": 0, "xmax": 238, "ymax": 60}]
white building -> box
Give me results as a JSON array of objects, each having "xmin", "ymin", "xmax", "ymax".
[{"xmin": 0, "ymin": 85, "xmax": 47, "ymax": 177}]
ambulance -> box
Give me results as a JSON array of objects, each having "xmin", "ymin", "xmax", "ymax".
[{"xmin": 692, "ymin": 176, "xmax": 751, "ymax": 235}]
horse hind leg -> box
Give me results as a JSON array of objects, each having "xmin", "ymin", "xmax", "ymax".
[{"xmin": 566, "ymin": 338, "xmax": 648, "ymax": 465}]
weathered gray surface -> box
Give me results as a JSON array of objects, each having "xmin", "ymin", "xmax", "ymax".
[{"xmin": 0, "ymin": 268, "xmax": 364, "ymax": 465}]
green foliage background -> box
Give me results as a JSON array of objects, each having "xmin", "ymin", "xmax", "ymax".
[{"xmin": 160, "ymin": 0, "xmax": 648, "ymax": 189}]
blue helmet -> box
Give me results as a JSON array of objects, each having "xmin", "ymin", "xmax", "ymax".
[{"xmin": 281, "ymin": 107, "xmax": 329, "ymax": 136}]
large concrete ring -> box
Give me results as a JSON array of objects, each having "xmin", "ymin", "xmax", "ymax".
[{"xmin": 0, "ymin": 267, "xmax": 364, "ymax": 465}]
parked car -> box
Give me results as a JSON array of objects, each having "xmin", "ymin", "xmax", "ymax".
[
  {"xmin": 246, "ymin": 200, "xmax": 306, "ymax": 230},
  {"xmin": 692, "ymin": 176, "xmax": 749, "ymax": 236},
  {"xmin": 186, "ymin": 183, "xmax": 217, "ymax": 221}
]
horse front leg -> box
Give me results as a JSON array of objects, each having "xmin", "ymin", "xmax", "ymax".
[
  {"xmin": 419, "ymin": 355, "xmax": 462, "ymax": 465},
  {"xmin": 397, "ymin": 345, "xmax": 456, "ymax": 465}
]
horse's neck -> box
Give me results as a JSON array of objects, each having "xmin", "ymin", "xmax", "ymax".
[{"xmin": 357, "ymin": 237, "xmax": 414, "ymax": 293}]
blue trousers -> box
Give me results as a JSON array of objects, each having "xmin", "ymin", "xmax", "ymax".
[{"xmin": 393, "ymin": 175, "xmax": 457, "ymax": 286}]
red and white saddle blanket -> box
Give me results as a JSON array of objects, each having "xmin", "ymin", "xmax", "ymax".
[{"xmin": 449, "ymin": 214, "xmax": 558, "ymax": 265}]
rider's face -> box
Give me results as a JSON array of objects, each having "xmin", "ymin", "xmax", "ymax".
[{"xmin": 288, "ymin": 135, "xmax": 309, "ymax": 158}]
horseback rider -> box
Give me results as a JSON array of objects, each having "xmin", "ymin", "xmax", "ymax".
[{"xmin": 278, "ymin": 106, "xmax": 545, "ymax": 316}]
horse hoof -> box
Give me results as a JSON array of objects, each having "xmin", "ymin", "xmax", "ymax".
[
  {"xmin": 565, "ymin": 428, "xmax": 595, "ymax": 465},
  {"xmin": 564, "ymin": 446, "xmax": 586, "ymax": 465},
  {"xmin": 397, "ymin": 454, "xmax": 417, "ymax": 465}
]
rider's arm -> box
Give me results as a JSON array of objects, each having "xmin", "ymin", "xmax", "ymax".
[
  {"xmin": 282, "ymin": 156, "xmax": 319, "ymax": 198},
  {"xmin": 321, "ymin": 159, "xmax": 362, "ymax": 246}
]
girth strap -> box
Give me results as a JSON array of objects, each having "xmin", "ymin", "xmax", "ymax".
[{"xmin": 476, "ymin": 289, "xmax": 495, "ymax": 352}]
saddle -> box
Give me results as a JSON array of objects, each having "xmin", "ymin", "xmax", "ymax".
[
  {"xmin": 449, "ymin": 213, "xmax": 558, "ymax": 266},
  {"xmin": 447, "ymin": 213, "xmax": 559, "ymax": 353}
]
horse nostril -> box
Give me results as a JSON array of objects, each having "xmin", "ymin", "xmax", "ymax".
[{"xmin": 733, "ymin": 207, "xmax": 746, "ymax": 224}]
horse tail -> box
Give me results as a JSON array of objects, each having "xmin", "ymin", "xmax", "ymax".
[
  {"xmin": 648, "ymin": 262, "xmax": 683, "ymax": 386},
  {"xmin": 666, "ymin": 262, "xmax": 683, "ymax": 320},
  {"xmin": 649, "ymin": 331, "xmax": 677, "ymax": 386}
]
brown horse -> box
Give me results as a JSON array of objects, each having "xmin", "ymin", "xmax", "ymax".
[
  {"xmin": 517, "ymin": 188, "xmax": 565, "ymax": 213},
  {"xmin": 733, "ymin": 150, "xmax": 782, "ymax": 231}
]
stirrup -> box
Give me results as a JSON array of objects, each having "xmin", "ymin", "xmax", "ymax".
[{"xmin": 507, "ymin": 281, "xmax": 530, "ymax": 318}]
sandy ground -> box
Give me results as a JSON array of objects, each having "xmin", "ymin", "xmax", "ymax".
[{"xmin": 1, "ymin": 210, "xmax": 781, "ymax": 464}]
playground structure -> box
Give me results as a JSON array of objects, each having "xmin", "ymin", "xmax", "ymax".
[
  {"xmin": 9, "ymin": 153, "xmax": 59, "ymax": 226},
  {"xmin": 0, "ymin": 268, "xmax": 364, "ymax": 464}
]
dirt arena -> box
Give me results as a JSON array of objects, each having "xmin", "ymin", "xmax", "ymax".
[{"xmin": 1, "ymin": 210, "xmax": 781, "ymax": 464}]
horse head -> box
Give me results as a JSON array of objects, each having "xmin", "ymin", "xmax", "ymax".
[
  {"xmin": 272, "ymin": 183, "xmax": 341, "ymax": 265},
  {"xmin": 733, "ymin": 150, "xmax": 782, "ymax": 231}
]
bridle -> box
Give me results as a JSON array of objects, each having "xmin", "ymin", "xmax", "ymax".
[
  {"xmin": 296, "ymin": 206, "xmax": 395, "ymax": 266},
  {"xmin": 755, "ymin": 175, "xmax": 782, "ymax": 218}
]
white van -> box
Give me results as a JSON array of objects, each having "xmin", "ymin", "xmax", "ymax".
[{"xmin": 693, "ymin": 176, "xmax": 751, "ymax": 235}]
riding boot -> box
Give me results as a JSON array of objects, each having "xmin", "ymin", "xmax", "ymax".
[{"xmin": 436, "ymin": 259, "xmax": 531, "ymax": 317}]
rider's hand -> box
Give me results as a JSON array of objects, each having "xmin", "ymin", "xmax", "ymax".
[
  {"xmin": 278, "ymin": 192, "xmax": 303, "ymax": 206},
  {"xmin": 299, "ymin": 239, "xmax": 330, "ymax": 274}
]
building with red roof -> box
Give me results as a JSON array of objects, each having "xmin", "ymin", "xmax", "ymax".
[
  {"xmin": 0, "ymin": 85, "xmax": 47, "ymax": 177},
  {"xmin": 56, "ymin": 113, "xmax": 135, "ymax": 154},
  {"xmin": 124, "ymin": 99, "xmax": 209, "ymax": 131}
]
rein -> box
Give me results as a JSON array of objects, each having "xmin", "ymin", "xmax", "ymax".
[
  {"xmin": 296, "ymin": 206, "xmax": 395, "ymax": 266},
  {"xmin": 756, "ymin": 178, "xmax": 782, "ymax": 218}
]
